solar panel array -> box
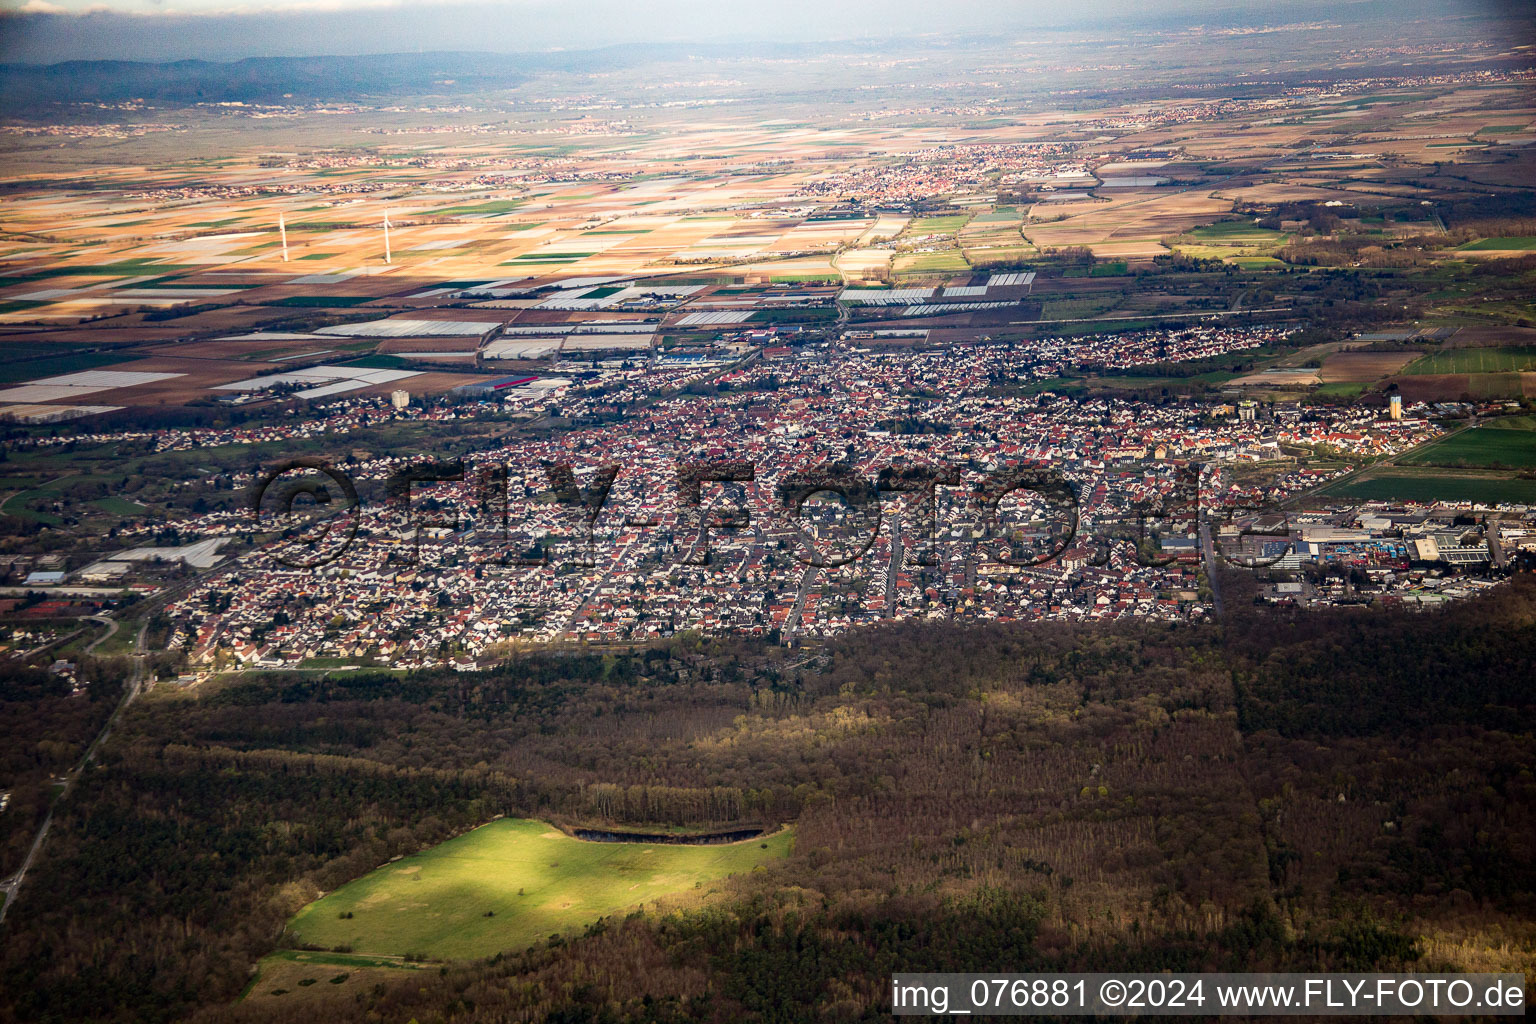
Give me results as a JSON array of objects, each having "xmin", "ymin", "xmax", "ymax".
[
  {"xmin": 675, "ymin": 310, "xmax": 755, "ymax": 326},
  {"xmin": 316, "ymin": 319, "xmax": 502, "ymax": 338},
  {"xmin": 0, "ymin": 370, "xmax": 184, "ymax": 404},
  {"xmin": 215, "ymin": 365, "xmax": 419, "ymax": 400},
  {"xmin": 840, "ymin": 288, "xmax": 935, "ymax": 305},
  {"xmin": 987, "ymin": 272, "xmax": 1037, "ymax": 287},
  {"xmin": 902, "ymin": 301, "xmax": 1015, "ymax": 316}
]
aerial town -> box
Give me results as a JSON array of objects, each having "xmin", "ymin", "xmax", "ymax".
[{"xmin": 2, "ymin": 4, "xmax": 1535, "ymax": 1023}]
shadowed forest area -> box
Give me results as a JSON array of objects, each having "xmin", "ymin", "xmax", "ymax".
[{"xmin": 0, "ymin": 579, "xmax": 1532, "ymax": 1023}]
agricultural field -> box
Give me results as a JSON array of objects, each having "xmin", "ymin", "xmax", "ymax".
[
  {"xmin": 958, "ymin": 205, "xmax": 1034, "ymax": 265},
  {"xmin": 1457, "ymin": 237, "xmax": 1536, "ymax": 251},
  {"xmin": 1317, "ymin": 349, "xmax": 1422, "ymax": 382},
  {"xmin": 907, "ymin": 214, "xmax": 971, "ymax": 235},
  {"xmin": 1400, "ymin": 419, "xmax": 1536, "ymax": 469},
  {"xmin": 1312, "ymin": 381, "xmax": 1368, "ymax": 398},
  {"xmin": 1170, "ymin": 219, "xmax": 1289, "ymax": 265},
  {"xmin": 893, "ymin": 251, "xmax": 971, "ymax": 276},
  {"xmin": 1028, "ymin": 190, "xmax": 1227, "ymax": 257},
  {"xmin": 285, "ymin": 819, "xmax": 793, "ymax": 960},
  {"xmin": 1318, "ymin": 468, "xmax": 1536, "ymax": 505},
  {"xmin": 1402, "ymin": 345, "xmax": 1536, "ymax": 375}
]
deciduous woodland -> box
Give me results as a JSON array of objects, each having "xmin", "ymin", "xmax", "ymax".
[{"xmin": 0, "ymin": 578, "xmax": 1531, "ymax": 1023}]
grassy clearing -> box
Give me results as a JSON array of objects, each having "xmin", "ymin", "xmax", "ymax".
[
  {"xmin": 92, "ymin": 496, "xmax": 147, "ymax": 516},
  {"xmin": 244, "ymin": 950, "xmax": 428, "ymax": 1005},
  {"xmin": 1402, "ymin": 346, "xmax": 1536, "ymax": 375},
  {"xmin": 286, "ymin": 818, "xmax": 792, "ymax": 961}
]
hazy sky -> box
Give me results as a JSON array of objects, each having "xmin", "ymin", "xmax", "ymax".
[{"xmin": 0, "ymin": 0, "xmax": 1525, "ymax": 63}]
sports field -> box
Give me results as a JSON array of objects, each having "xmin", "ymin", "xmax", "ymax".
[
  {"xmin": 286, "ymin": 818, "xmax": 792, "ymax": 960},
  {"xmin": 1402, "ymin": 346, "xmax": 1536, "ymax": 375}
]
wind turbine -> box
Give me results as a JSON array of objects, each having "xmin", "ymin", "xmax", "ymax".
[
  {"xmin": 279, "ymin": 213, "xmax": 289, "ymax": 262},
  {"xmin": 383, "ymin": 209, "xmax": 392, "ymax": 265}
]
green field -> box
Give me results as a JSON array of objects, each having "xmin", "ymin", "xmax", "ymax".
[
  {"xmin": 895, "ymin": 251, "xmax": 970, "ymax": 274},
  {"xmin": 1313, "ymin": 381, "xmax": 1367, "ymax": 398},
  {"xmin": 1401, "ymin": 346, "xmax": 1536, "ymax": 374},
  {"xmin": 1320, "ymin": 470, "xmax": 1536, "ymax": 504},
  {"xmin": 286, "ymin": 819, "xmax": 792, "ymax": 960},
  {"xmin": 435, "ymin": 200, "xmax": 526, "ymax": 216},
  {"xmin": 769, "ymin": 273, "xmax": 839, "ymax": 284},
  {"xmin": 973, "ymin": 206, "xmax": 1020, "ymax": 223},
  {"xmin": 93, "ymin": 496, "xmax": 148, "ymax": 516},
  {"xmin": 1400, "ymin": 422, "xmax": 1536, "ymax": 469},
  {"xmin": 0, "ymin": 351, "xmax": 143, "ymax": 384},
  {"xmin": 1188, "ymin": 221, "xmax": 1286, "ymax": 243},
  {"xmin": 1458, "ymin": 237, "xmax": 1536, "ymax": 251},
  {"xmin": 268, "ymin": 296, "xmax": 376, "ymax": 308},
  {"xmin": 908, "ymin": 215, "xmax": 970, "ymax": 234},
  {"xmin": 1229, "ymin": 256, "xmax": 1284, "ymax": 269},
  {"xmin": 507, "ymin": 252, "xmax": 595, "ymax": 262}
]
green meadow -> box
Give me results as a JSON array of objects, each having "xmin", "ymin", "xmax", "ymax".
[
  {"xmin": 286, "ymin": 819, "xmax": 792, "ymax": 961},
  {"xmin": 1399, "ymin": 421, "xmax": 1536, "ymax": 470},
  {"xmin": 1458, "ymin": 237, "xmax": 1536, "ymax": 251},
  {"xmin": 909, "ymin": 214, "xmax": 971, "ymax": 234},
  {"xmin": 435, "ymin": 200, "xmax": 526, "ymax": 216},
  {"xmin": 1320, "ymin": 470, "xmax": 1536, "ymax": 505}
]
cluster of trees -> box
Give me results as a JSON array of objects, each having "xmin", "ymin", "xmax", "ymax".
[
  {"xmin": 0, "ymin": 580, "xmax": 1531, "ymax": 1022},
  {"xmin": 0, "ymin": 657, "xmax": 127, "ymax": 878}
]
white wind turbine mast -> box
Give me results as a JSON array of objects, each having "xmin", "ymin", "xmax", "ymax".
[
  {"xmin": 278, "ymin": 213, "xmax": 289, "ymax": 262},
  {"xmin": 383, "ymin": 208, "xmax": 392, "ymax": 265}
]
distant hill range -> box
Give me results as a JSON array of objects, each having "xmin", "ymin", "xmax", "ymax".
[{"xmin": 0, "ymin": 51, "xmax": 557, "ymax": 107}]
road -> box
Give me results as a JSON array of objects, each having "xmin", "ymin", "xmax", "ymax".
[
  {"xmin": 1198, "ymin": 520, "xmax": 1225, "ymax": 619},
  {"xmin": 780, "ymin": 564, "xmax": 821, "ymax": 646},
  {"xmin": 0, "ymin": 620, "xmax": 147, "ymax": 927},
  {"xmin": 883, "ymin": 512, "xmax": 904, "ymax": 618},
  {"xmin": 83, "ymin": 614, "xmax": 119, "ymax": 654}
]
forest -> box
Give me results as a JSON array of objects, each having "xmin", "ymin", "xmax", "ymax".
[{"xmin": 0, "ymin": 578, "xmax": 1531, "ymax": 1023}]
